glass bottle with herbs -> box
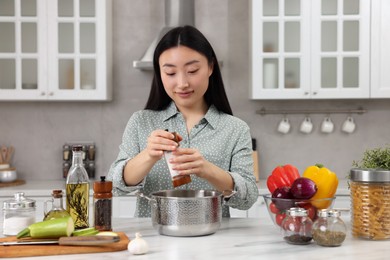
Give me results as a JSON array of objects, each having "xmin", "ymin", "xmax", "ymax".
[
  {"xmin": 93, "ymin": 176, "xmax": 112, "ymax": 231},
  {"xmin": 43, "ymin": 190, "xmax": 70, "ymax": 221},
  {"xmin": 66, "ymin": 145, "xmax": 90, "ymax": 229},
  {"xmin": 313, "ymin": 209, "xmax": 347, "ymax": 246}
]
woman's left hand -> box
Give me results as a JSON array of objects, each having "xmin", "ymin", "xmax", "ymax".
[{"xmin": 170, "ymin": 148, "xmax": 209, "ymax": 178}]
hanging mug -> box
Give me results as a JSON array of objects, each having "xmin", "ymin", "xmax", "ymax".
[
  {"xmin": 300, "ymin": 116, "xmax": 313, "ymax": 134},
  {"xmin": 342, "ymin": 116, "xmax": 356, "ymax": 133},
  {"xmin": 277, "ymin": 117, "xmax": 291, "ymax": 134},
  {"xmin": 321, "ymin": 116, "xmax": 334, "ymax": 133}
]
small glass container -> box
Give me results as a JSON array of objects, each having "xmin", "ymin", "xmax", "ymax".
[
  {"xmin": 43, "ymin": 190, "xmax": 70, "ymax": 221},
  {"xmin": 93, "ymin": 176, "xmax": 112, "ymax": 231},
  {"xmin": 164, "ymin": 131, "xmax": 192, "ymax": 187},
  {"xmin": 2, "ymin": 192, "xmax": 36, "ymax": 236},
  {"xmin": 281, "ymin": 207, "xmax": 313, "ymax": 245},
  {"xmin": 350, "ymin": 168, "xmax": 390, "ymax": 240},
  {"xmin": 313, "ymin": 209, "xmax": 347, "ymax": 247}
]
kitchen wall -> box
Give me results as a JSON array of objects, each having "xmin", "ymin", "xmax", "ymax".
[{"xmin": 1, "ymin": 0, "xmax": 389, "ymax": 182}]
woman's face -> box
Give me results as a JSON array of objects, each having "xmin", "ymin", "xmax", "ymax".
[{"xmin": 159, "ymin": 46, "xmax": 213, "ymax": 111}]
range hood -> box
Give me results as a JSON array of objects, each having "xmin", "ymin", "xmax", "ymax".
[{"xmin": 133, "ymin": 0, "xmax": 195, "ymax": 70}]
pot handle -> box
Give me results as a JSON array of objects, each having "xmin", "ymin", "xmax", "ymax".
[
  {"xmin": 222, "ymin": 190, "xmax": 236, "ymax": 200},
  {"xmin": 137, "ymin": 191, "xmax": 157, "ymax": 208}
]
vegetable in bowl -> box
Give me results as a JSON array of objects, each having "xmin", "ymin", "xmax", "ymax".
[{"xmin": 263, "ymin": 195, "xmax": 336, "ymax": 227}]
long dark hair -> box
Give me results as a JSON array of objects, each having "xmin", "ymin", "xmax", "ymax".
[{"xmin": 144, "ymin": 26, "xmax": 233, "ymax": 115}]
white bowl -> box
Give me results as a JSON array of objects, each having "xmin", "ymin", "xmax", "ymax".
[
  {"xmin": 0, "ymin": 163, "xmax": 10, "ymax": 170},
  {"xmin": 0, "ymin": 168, "xmax": 17, "ymax": 182}
]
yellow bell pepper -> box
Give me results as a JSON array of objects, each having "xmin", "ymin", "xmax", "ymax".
[{"xmin": 302, "ymin": 164, "xmax": 338, "ymax": 209}]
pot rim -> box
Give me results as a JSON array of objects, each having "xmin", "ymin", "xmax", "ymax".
[{"xmin": 150, "ymin": 189, "xmax": 223, "ymax": 200}]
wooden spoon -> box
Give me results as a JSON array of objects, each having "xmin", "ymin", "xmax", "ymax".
[
  {"xmin": 1, "ymin": 146, "xmax": 7, "ymax": 164},
  {"xmin": 6, "ymin": 146, "xmax": 14, "ymax": 164}
]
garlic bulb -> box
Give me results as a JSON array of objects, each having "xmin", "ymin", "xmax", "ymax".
[{"xmin": 128, "ymin": 232, "xmax": 149, "ymax": 255}]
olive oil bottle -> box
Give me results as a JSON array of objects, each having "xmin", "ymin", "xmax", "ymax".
[
  {"xmin": 43, "ymin": 190, "xmax": 70, "ymax": 221},
  {"xmin": 66, "ymin": 145, "xmax": 90, "ymax": 229}
]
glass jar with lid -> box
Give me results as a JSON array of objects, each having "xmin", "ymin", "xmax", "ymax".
[
  {"xmin": 281, "ymin": 207, "xmax": 313, "ymax": 245},
  {"xmin": 2, "ymin": 192, "xmax": 36, "ymax": 236},
  {"xmin": 313, "ymin": 209, "xmax": 347, "ymax": 246},
  {"xmin": 350, "ymin": 168, "xmax": 390, "ymax": 240}
]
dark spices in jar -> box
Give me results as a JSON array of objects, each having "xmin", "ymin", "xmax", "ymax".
[
  {"xmin": 281, "ymin": 207, "xmax": 313, "ymax": 245},
  {"xmin": 93, "ymin": 176, "xmax": 112, "ymax": 231},
  {"xmin": 284, "ymin": 234, "xmax": 312, "ymax": 245},
  {"xmin": 94, "ymin": 199, "xmax": 112, "ymax": 231}
]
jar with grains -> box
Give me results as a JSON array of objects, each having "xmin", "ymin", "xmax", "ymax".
[
  {"xmin": 313, "ymin": 209, "xmax": 347, "ymax": 246},
  {"xmin": 350, "ymin": 168, "xmax": 390, "ymax": 240},
  {"xmin": 281, "ymin": 207, "xmax": 313, "ymax": 245},
  {"xmin": 2, "ymin": 192, "xmax": 36, "ymax": 236}
]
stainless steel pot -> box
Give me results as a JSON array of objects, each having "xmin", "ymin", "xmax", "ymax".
[{"xmin": 139, "ymin": 189, "xmax": 235, "ymax": 237}]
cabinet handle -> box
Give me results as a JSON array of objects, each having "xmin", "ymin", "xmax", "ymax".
[
  {"xmin": 313, "ymin": 92, "xmax": 318, "ymax": 95},
  {"xmin": 40, "ymin": 92, "xmax": 46, "ymax": 96},
  {"xmin": 304, "ymin": 92, "xmax": 309, "ymax": 95},
  {"xmin": 48, "ymin": 92, "xmax": 54, "ymax": 96}
]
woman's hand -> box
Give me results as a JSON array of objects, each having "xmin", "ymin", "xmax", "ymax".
[
  {"xmin": 170, "ymin": 148, "xmax": 208, "ymax": 178},
  {"xmin": 146, "ymin": 130, "xmax": 181, "ymax": 160}
]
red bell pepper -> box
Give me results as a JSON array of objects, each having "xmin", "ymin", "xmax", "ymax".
[{"xmin": 266, "ymin": 164, "xmax": 300, "ymax": 193}]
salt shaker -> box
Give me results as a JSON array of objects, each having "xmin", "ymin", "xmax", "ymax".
[
  {"xmin": 2, "ymin": 192, "xmax": 36, "ymax": 236},
  {"xmin": 281, "ymin": 207, "xmax": 313, "ymax": 245},
  {"xmin": 313, "ymin": 209, "xmax": 347, "ymax": 247}
]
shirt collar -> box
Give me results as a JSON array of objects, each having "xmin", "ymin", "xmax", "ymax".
[
  {"xmin": 162, "ymin": 101, "xmax": 220, "ymax": 129},
  {"xmin": 163, "ymin": 102, "xmax": 180, "ymax": 121}
]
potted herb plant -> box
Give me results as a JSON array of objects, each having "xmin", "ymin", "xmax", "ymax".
[{"xmin": 350, "ymin": 146, "xmax": 390, "ymax": 240}]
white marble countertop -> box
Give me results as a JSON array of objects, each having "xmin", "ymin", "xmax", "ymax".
[
  {"xmin": 0, "ymin": 179, "xmax": 351, "ymax": 197},
  {"xmin": 1, "ymin": 217, "xmax": 388, "ymax": 260}
]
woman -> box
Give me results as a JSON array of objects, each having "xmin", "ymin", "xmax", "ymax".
[{"xmin": 107, "ymin": 26, "xmax": 258, "ymax": 217}]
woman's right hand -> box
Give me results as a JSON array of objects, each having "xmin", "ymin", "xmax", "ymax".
[{"xmin": 146, "ymin": 129, "xmax": 181, "ymax": 160}]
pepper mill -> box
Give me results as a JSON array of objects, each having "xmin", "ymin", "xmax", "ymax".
[{"xmin": 93, "ymin": 176, "xmax": 113, "ymax": 231}]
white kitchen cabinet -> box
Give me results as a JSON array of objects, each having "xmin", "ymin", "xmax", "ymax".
[
  {"xmin": 247, "ymin": 196, "xmax": 268, "ymax": 218},
  {"xmin": 370, "ymin": 0, "xmax": 390, "ymax": 98},
  {"xmin": 112, "ymin": 196, "xmax": 136, "ymax": 218},
  {"xmin": 230, "ymin": 207, "xmax": 248, "ymax": 218},
  {"xmin": 250, "ymin": 0, "xmax": 370, "ymax": 99},
  {"xmin": 0, "ymin": 0, "xmax": 112, "ymax": 101}
]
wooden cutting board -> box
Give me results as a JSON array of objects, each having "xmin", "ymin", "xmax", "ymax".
[{"xmin": 0, "ymin": 232, "xmax": 129, "ymax": 258}]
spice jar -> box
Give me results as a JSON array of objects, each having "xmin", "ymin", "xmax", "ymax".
[
  {"xmin": 93, "ymin": 176, "xmax": 112, "ymax": 231},
  {"xmin": 313, "ymin": 209, "xmax": 347, "ymax": 246},
  {"xmin": 350, "ymin": 168, "xmax": 390, "ymax": 240},
  {"xmin": 2, "ymin": 192, "xmax": 36, "ymax": 236},
  {"xmin": 281, "ymin": 207, "xmax": 313, "ymax": 245},
  {"xmin": 164, "ymin": 131, "xmax": 192, "ymax": 187}
]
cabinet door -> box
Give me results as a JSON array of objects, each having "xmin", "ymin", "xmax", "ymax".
[
  {"xmin": 0, "ymin": 0, "xmax": 111, "ymax": 101},
  {"xmin": 371, "ymin": 0, "xmax": 390, "ymax": 98},
  {"xmin": 47, "ymin": 0, "xmax": 111, "ymax": 101},
  {"xmin": 112, "ymin": 196, "xmax": 136, "ymax": 218},
  {"xmin": 0, "ymin": 0, "xmax": 47, "ymax": 100},
  {"xmin": 311, "ymin": 0, "xmax": 370, "ymax": 98},
  {"xmin": 250, "ymin": 0, "xmax": 370, "ymax": 100},
  {"xmin": 251, "ymin": 0, "xmax": 311, "ymax": 99},
  {"xmin": 230, "ymin": 207, "xmax": 248, "ymax": 218},
  {"xmin": 247, "ymin": 196, "xmax": 268, "ymax": 219}
]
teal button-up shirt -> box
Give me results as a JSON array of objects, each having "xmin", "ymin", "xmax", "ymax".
[{"xmin": 107, "ymin": 102, "xmax": 258, "ymax": 217}]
